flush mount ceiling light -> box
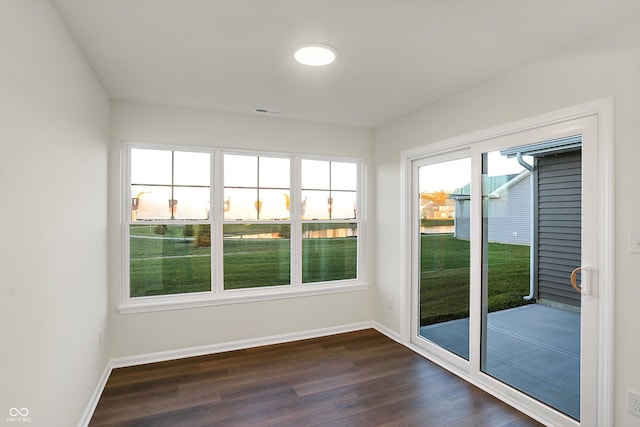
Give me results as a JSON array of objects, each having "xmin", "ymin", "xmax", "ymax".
[{"xmin": 294, "ymin": 43, "xmax": 337, "ymax": 66}]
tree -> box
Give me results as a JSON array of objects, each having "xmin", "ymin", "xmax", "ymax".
[
  {"xmin": 153, "ymin": 224, "xmax": 167, "ymax": 235},
  {"xmin": 195, "ymin": 224, "xmax": 211, "ymax": 247},
  {"xmin": 183, "ymin": 224, "xmax": 194, "ymax": 237}
]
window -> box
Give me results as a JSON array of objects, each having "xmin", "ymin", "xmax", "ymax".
[
  {"xmin": 301, "ymin": 160, "xmax": 358, "ymax": 283},
  {"xmin": 223, "ymin": 154, "xmax": 291, "ymax": 290},
  {"xmin": 122, "ymin": 144, "xmax": 365, "ymax": 312},
  {"xmin": 128, "ymin": 148, "xmax": 212, "ymax": 297}
]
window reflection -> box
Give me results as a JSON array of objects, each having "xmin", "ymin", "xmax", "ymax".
[
  {"xmin": 223, "ymin": 154, "xmax": 290, "ymax": 221},
  {"xmin": 301, "ymin": 160, "xmax": 358, "ymax": 220},
  {"xmin": 130, "ymin": 149, "xmax": 211, "ymax": 221}
]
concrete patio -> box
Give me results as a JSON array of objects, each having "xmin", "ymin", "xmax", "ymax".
[{"xmin": 420, "ymin": 304, "xmax": 580, "ymax": 420}]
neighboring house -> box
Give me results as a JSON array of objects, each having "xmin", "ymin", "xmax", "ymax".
[
  {"xmin": 420, "ymin": 200, "xmax": 441, "ymax": 219},
  {"xmin": 420, "ymin": 198, "xmax": 455, "ymax": 220},
  {"xmin": 450, "ymin": 171, "xmax": 532, "ymax": 246}
]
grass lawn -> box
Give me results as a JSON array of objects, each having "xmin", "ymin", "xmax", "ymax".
[
  {"xmin": 421, "ymin": 219, "xmax": 454, "ymax": 227},
  {"xmin": 130, "ymin": 224, "xmax": 211, "ymax": 297},
  {"xmin": 129, "ymin": 223, "xmax": 357, "ymax": 295},
  {"xmin": 223, "ymin": 237, "xmax": 291, "ymax": 289},
  {"xmin": 223, "ymin": 236, "xmax": 357, "ymax": 288},
  {"xmin": 302, "ymin": 237, "xmax": 357, "ymax": 283},
  {"xmin": 420, "ymin": 234, "xmax": 531, "ymax": 325},
  {"xmin": 130, "ymin": 225, "xmax": 528, "ymax": 319}
]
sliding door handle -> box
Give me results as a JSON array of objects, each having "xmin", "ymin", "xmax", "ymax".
[{"xmin": 570, "ymin": 266, "xmax": 590, "ymax": 295}]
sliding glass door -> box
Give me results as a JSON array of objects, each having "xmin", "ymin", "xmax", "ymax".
[
  {"xmin": 416, "ymin": 156, "xmax": 471, "ymax": 360},
  {"xmin": 409, "ymin": 112, "xmax": 603, "ymax": 426},
  {"xmin": 480, "ymin": 147, "xmax": 581, "ymax": 420}
]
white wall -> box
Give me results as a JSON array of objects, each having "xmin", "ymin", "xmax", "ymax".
[
  {"xmin": 374, "ymin": 17, "xmax": 640, "ymax": 427},
  {"xmin": 0, "ymin": 1, "xmax": 110, "ymax": 426},
  {"xmin": 5, "ymin": 2, "xmax": 637, "ymax": 425},
  {"xmin": 108, "ymin": 101, "xmax": 374, "ymax": 358}
]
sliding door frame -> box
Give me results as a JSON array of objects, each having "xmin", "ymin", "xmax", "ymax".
[
  {"xmin": 399, "ymin": 98, "xmax": 614, "ymax": 426},
  {"xmin": 410, "ymin": 149, "xmax": 472, "ymax": 373}
]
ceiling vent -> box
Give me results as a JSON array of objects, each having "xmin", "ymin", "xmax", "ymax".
[{"xmin": 254, "ymin": 108, "xmax": 281, "ymax": 117}]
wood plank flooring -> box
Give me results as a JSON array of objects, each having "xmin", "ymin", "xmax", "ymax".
[{"xmin": 89, "ymin": 329, "xmax": 543, "ymax": 426}]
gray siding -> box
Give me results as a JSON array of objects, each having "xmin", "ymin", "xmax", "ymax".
[
  {"xmin": 536, "ymin": 150, "xmax": 582, "ymax": 307},
  {"xmin": 454, "ymin": 173, "xmax": 531, "ymax": 245},
  {"xmin": 454, "ymin": 199, "xmax": 470, "ymax": 239},
  {"xmin": 486, "ymin": 174, "xmax": 531, "ymax": 245}
]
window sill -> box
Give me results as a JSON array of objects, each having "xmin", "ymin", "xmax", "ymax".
[{"xmin": 118, "ymin": 281, "xmax": 369, "ymax": 314}]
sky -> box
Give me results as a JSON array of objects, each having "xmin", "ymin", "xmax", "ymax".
[
  {"xmin": 130, "ymin": 149, "xmax": 357, "ymax": 221},
  {"xmin": 419, "ymin": 151, "xmax": 531, "ymax": 193}
]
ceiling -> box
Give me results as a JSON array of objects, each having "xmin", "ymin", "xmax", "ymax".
[{"xmin": 51, "ymin": 0, "xmax": 640, "ymax": 128}]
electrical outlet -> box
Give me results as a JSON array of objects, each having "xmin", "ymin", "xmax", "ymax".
[
  {"xmin": 386, "ymin": 296, "xmax": 394, "ymax": 310},
  {"xmin": 627, "ymin": 389, "xmax": 640, "ymax": 417}
]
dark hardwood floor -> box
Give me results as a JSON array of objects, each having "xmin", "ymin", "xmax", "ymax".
[{"xmin": 89, "ymin": 329, "xmax": 543, "ymax": 426}]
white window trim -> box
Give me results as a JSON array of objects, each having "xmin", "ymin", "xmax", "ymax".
[{"xmin": 119, "ymin": 142, "xmax": 368, "ymax": 314}]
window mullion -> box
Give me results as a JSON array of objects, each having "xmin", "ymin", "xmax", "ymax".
[
  {"xmin": 170, "ymin": 151, "xmax": 175, "ymax": 219},
  {"xmin": 291, "ymin": 157, "xmax": 302, "ymax": 287},
  {"xmin": 213, "ymin": 149, "xmax": 224, "ymax": 295}
]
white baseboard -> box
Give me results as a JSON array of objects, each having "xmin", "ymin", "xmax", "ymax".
[
  {"xmin": 77, "ymin": 362, "xmax": 113, "ymax": 427},
  {"xmin": 372, "ymin": 321, "xmax": 401, "ymax": 343},
  {"xmin": 110, "ymin": 321, "xmax": 374, "ymax": 369},
  {"xmin": 78, "ymin": 321, "xmax": 378, "ymax": 426}
]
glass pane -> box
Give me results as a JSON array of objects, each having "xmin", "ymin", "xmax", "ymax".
[
  {"xmin": 302, "ymin": 223, "xmax": 357, "ymax": 283},
  {"xmin": 224, "ymin": 188, "xmax": 258, "ymax": 220},
  {"xmin": 481, "ymin": 148, "xmax": 581, "ymax": 420},
  {"xmin": 129, "ymin": 224, "xmax": 211, "ymax": 297},
  {"xmin": 259, "ymin": 157, "xmax": 290, "ymax": 188},
  {"xmin": 131, "ymin": 148, "xmax": 172, "ymax": 185},
  {"xmin": 174, "ymin": 151, "xmax": 210, "ymax": 186},
  {"xmin": 225, "ymin": 154, "xmax": 257, "ymax": 187},
  {"xmin": 131, "ymin": 185, "xmax": 172, "ymax": 220},
  {"xmin": 172, "ymin": 187, "xmax": 210, "ymax": 220},
  {"xmin": 301, "ymin": 190, "xmax": 331, "ymax": 220},
  {"xmin": 258, "ymin": 189, "xmax": 290, "ymax": 220},
  {"xmin": 418, "ymin": 157, "xmax": 471, "ymax": 360},
  {"xmin": 223, "ymin": 224, "xmax": 290, "ymax": 289},
  {"xmin": 301, "ymin": 159, "xmax": 329, "ymax": 189},
  {"xmin": 329, "ymin": 191, "xmax": 357, "ymax": 220},
  {"xmin": 331, "ymin": 162, "xmax": 357, "ymax": 191}
]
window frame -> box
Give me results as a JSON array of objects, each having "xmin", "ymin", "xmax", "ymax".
[{"xmin": 120, "ymin": 142, "xmax": 367, "ymax": 314}]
